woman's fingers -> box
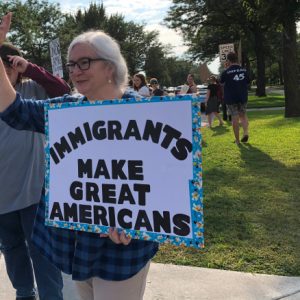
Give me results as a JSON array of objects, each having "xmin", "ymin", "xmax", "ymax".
[
  {"xmin": 8, "ymin": 55, "xmax": 28, "ymax": 73},
  {"xmin": 108, "ymin": 228, "xmax": 121, "ymax": 244},
  {"xmin": 99, "ymin": 233, "xmax": 109, "ymax": 238},
  {"xmin": 107, "ymin": 228, "xmax": 131, "ymax": 245},
  {"xmin": 119, "ymin": 231, "xmax": 131, "ymax": 245}
]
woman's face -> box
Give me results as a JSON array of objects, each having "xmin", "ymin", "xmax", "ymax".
[
  {"xmin": 187, "ymin": 75, "xmax": 194, "ymax": 85},
  {"xmin": 68, "ymin": 43, "xmax": 112, "ymax": 99},
  {"xmin": 133, "ymin": 76, "xmax": 142, "ymax": 88}
]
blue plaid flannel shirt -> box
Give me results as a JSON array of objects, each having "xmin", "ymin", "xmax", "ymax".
[{"xmin": 0, "ymin": 93, "xmax": 159, "ymax": 281}]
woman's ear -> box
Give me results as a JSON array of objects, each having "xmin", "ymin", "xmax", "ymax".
[{"xmin": 105, "ymin": 63, "xmax": 115, "ymax": 83}]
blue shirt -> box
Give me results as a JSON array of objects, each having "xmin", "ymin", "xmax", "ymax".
[
  {"xmin": 0, "ymin": 93, "xmax": 159, "ymax": 281},
  {"xmin": 220, "ymin": 64, "xmax": 250, "ymax": 105}
]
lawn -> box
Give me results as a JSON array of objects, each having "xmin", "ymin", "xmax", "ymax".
[
  {"xmin": 247, "ymin": 92, "xmax": 284, "ymax": 108},
  {"xmin": 154, "ymin": 110, "xmax": 300, "ymax": 276}
]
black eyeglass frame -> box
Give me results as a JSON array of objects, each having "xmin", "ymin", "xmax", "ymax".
[{"xmin": 65, "ymin": 57, "xmax": 107, "ymax": 73}]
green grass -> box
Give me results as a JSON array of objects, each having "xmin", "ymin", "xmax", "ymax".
[
  {"xmin": 248, "ymin": 93, "xmax": 285, "ymax": 108},
  {"xmin": 154, "ymin": 110, "xmax": 300, "ymax": 276}
]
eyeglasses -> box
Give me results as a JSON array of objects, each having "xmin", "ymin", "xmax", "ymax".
[
  {"xmin": 65, "ymin": 57, "xmax": 107, "ymax": 73},
  {"xmin": 150, "ymin": 81, "xmax": 158, "ymax": 85}
]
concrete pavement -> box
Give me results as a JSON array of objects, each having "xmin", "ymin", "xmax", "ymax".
[{"xmin": 1, "ymin": 254, "xmax": 300, "ymax": 300}]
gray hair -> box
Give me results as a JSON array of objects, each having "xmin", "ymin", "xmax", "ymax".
[{"xmin": 68, "ymin": 31, "xmax": 128, "ymax": 91}]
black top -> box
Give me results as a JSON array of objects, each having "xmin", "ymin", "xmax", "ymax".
[
  {"xmin": 207, "ymin": 84, "xmax": 218, "ymax": 97},
  {"xmin": 152, "ymin": 88, "xmax": 164, "ymax": 96},
  {"xmin": 220, "ymin": 64, "xmax": 250, "ymax": 104}
]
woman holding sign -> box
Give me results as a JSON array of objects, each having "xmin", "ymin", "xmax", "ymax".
[{"xmin": 0, "ymin": 13, "xmax": 158, "ymax": 300}]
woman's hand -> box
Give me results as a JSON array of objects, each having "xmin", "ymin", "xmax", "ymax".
[
  {"xmin": 8, "ymin": 55, "xmax": 29, "ymax": 73},
  {"xmin": 100, "ymin": 228, "xmax": 132, "ymax": 246},
  {"xmin": 0, "ymin": 12, "xmax": 16, "ymax": 113},
  {"xmin": 0, "ymin": 12, "xmax": 12, "ymax": 45}
]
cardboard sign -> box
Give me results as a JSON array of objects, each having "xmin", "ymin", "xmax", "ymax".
[
  {"xmin": 44, "ymin": 95, "xmax": 204, "ymax": 248},
  {"xmin": 49, "ymin": 38, "xmax": 63, "ymax": 78},
  {"xmin": 219, "ymin": 43, "xmax": 235, "ymax": 62}
]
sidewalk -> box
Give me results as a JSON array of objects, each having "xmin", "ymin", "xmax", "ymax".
[{"xmin": 1, "ymin": 255, "xmax": 300, "ymax": 300}]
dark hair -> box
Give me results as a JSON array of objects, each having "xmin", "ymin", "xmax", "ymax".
[
  {"xmin": 133, "ymin": 73, "xmax": 147, "ymax": 90},
  {"xmin": 150, "ymin": 78, "xmax": 158, "ymax": 85},
  {"xmin": 209, "ymin": 75, "xmax": 217, "ymax": 82},
  {"xmin": 226, "ymin": 52, "xmax": 238, "ymax": 63},
  {"xmin": 0, "ymin": 43, "xmax": 23, "ymax": 84},
  {"xmin": 0, "ymin": 43, "xmax": 22, "ymax": 64}
]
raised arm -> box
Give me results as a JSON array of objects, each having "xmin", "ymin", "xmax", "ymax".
[
  {"xmin": 9, "ymin": 55, "xmax": 70, "ymax": 97},
  {"xmin": 0, "ymin": 12, "xmax": 44, "ymax": 133},
  {"xmin": 0, "ymin": 12, "xmax": 16, "ymax": 112},
  {"xmin": 22, "ymin": 62, "xmax": 71, "ymax": 97}
]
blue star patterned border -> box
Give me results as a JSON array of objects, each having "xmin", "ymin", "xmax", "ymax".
[{"xmin": 44, "ymin": 94, "xmax": 205, "ymax": 249}]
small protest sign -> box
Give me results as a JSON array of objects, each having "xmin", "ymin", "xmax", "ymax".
[
  {"xmin": 49, "ymin": 38, "xmax": 63, "ymax": 78},
  {"xmin": 44, "ymin": 95, "xmax": 204, "ymax": 248}
]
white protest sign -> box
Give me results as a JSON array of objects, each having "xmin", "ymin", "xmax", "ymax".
[
  {"xmin": 219, "ymin": 43, "xmax": 235, "ymax": 62},
  {"xmin": 49, "ymin": 38, "xmax": 63, "ymax": 78},
  {"xmin": 44, "ymin": 95, "xmax": 204, "ymax": 248}
]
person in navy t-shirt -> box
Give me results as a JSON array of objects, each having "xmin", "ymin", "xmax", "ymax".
[{"xmin": 220, "ymin": 52, "xmax": 250, "ymax": 144}]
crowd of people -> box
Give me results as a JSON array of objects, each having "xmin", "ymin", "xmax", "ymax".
[{"xmin": 0, "ymin": 11, "xmax": 249, "ymax": 300}]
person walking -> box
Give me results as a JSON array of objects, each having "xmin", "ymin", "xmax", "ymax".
[
  {"xmin": 0, "ymin": 12, "xmax": 158, "ymax": 300},
  {"xmin": 220, "ymin": 52, "xmax": 250, "ymax": 144},
  {"xmin": 205, "ymin": 75, "xmax": 224, "ymax": 128}
]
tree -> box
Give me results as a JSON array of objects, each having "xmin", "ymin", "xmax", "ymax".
[
  {"xmin": 74, "ymin": 3, "xmax": 107, "ymax": 32},
  {"xmin": 165, "ymin": 0, "xmax": 279, "ymax": 96},
  {"xmin": 166, "ymin": 0, "xmax": 300, "ymax": 115},
  {"xmin": 63, "ymin": 3, "xmax": 163, "ymax": 76},
  {"xmin": 164, "ymin": 57, "xmax": 194, "ymax": 86},
  {"xmin": 0, "ymin": 0, "xmax": 66, "ymax": 70},
  {"xmin": 275, "ymin": 0, "xmax": 300, "ymax": 117},
  {"xmin": 255, "ymin": 0, "xmax": 300, "ymax": 116},
  {"xmin": 144, "ymin": 42, "xmax": 172, "ymax": 85}
]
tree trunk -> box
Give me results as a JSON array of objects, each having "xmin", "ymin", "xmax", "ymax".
[
  {"xmin": 243, "ymin": 52, "xmax": 252, "ymax": 91},
  {"xmin": 253, "ymin": 29, "xmax": 266, "ymax": 96},
  {"xmin": 282, "ymin": 13, "xmax": 300, "ymax": 117},
  {"xmin": 278, "ymin": 61, "xmax": 284, "ymax": 85}
]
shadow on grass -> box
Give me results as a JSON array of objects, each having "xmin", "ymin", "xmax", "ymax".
[
  {"xmin": 210, "ymin": 125, "xmax": 230, "ymax": 137},
  {"xmin": 155, "ymin": 140, "xmax": 300, "ymax": 275},
  {"xmin": 198, "ymin": 144, "xmax": 299, "ymax": 274},
  {"xmin": 236, "ymin": 144, "xmax": 300, "ymax": 274}
]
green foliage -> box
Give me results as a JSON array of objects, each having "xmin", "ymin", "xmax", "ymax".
[
  {"xmin": 166, "ymin": 0, "xmax": 300, "ymax": 110},
  {"xmin": 0, "ymin": 0, "xmax": 65, "ymax": 70},
  {"xmin": 75, "ymin": 3, "xmax": 106, "ymax": 32},
  {"xmin": 155, "ymin": 110, "xmax": 300, "ymax": 276},
  {"xmin": 0, "ymin": 1, "xmax": 172, "ymax": 80},
  {"xmin": 144, "ymin": 45, "xmax": 168, "ymax": 83},
  {"xmin": 121, "ymin": 22, "xmax": 159, "ymax": 75},
  {"xmin": 164, "ymin": 57, "xmax": 194, "ymax": 86}
]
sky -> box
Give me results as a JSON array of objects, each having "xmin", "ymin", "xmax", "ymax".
[{"xmin": 46, "ymin": 0, "xmax": 220, "ymax": 73}]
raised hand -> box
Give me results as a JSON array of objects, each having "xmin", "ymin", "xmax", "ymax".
[
  {"xmin": 8, "ymin": 55, "xmax": 29, "ymax": 73},
  {"xmin": 0, "ymin": 12, "xmax": 12, "ymax": 45}
]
